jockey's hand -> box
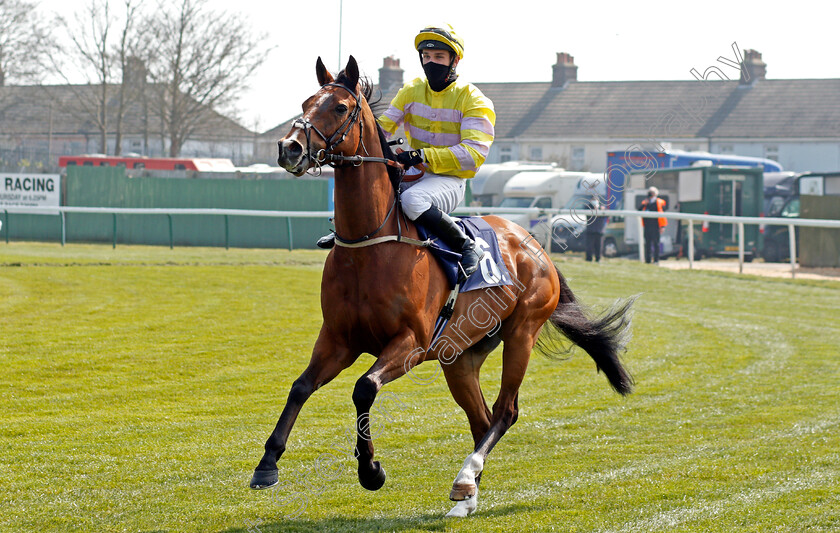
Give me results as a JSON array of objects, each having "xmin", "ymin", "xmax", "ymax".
[{"xmin": 395, "ymin": 149, "xmax": 424, "ymax": 168}]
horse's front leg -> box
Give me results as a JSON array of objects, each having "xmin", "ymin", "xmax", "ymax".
[
  {"xmin": 250, "ymin": 330, "xmax": 359, "ymax": 489},
  {"xmin": 352, "ymin": 329, "xmax": 420, "ymax": 491}
]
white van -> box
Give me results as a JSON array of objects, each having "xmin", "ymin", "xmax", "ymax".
[
  {"xmin": 469, "ymin": 161, "xmax": 557, "ymax": 207},
  {"xmin": 539, "ymin": 176, "xmax": 608, "ymax": 252},
  {"xmin": 498, "ymin": 170, "xmax": 602, "ymax": 236}
]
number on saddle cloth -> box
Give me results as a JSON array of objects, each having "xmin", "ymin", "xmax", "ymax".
[{"xmin": 415, "ymin": 217, "xmax": 514, "ymax": 292}]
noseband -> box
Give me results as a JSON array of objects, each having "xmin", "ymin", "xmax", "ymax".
[{"xmin": 292, "ymin": 83, "xmax": 362, "ymax": 170}]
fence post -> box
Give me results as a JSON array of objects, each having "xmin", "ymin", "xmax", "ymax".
[
  {"xmin": 737, "ymin": 222, "xmax": 744, "ymax": 274},
  {"xmin": 637, "ymin": 216, "xmax": 645, "ymax": 263},
  {"xmin": 168, "ymin": 214, "xmax": 174, "ymax": 249},
  {"xmin": 788, "ymin": 224, "xmax": 797, "ymax": 279},
  {"xmin": 688, "ymin": 220, "xmax": 694, "ymax": 269},
  {"xmin": 286, "ymin": 217, "xmax": 293, "ymax": 251},
  {"xmin": 224, "ymin": 215, "xmax": 230, "ymax": 250},
  {"xmin": 112, "ymin": 213, "xmax": 117, "ymax": 249},
  {"xmin": 61, "ymin": 212, "xmax": 66, "ymax": 247}
]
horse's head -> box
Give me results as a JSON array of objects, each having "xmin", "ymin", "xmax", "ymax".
[{"xmin": 278, "ymin": 55, "xmax": 366, "ymax": 176}]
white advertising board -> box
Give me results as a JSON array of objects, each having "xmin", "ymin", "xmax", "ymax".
[{"xmin": 1, "ymin": 174, "xmax": 61, "ymax": 214}]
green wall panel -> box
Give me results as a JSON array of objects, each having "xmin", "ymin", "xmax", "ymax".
[{"xmin": 5, "ymin": 166, "xmax": 332, "ymax": 248}]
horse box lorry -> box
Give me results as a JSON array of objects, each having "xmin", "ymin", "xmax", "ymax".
[
  {"xmin": 621, "ymin": 164, "xmax": 765, "ymax": 260},
  {"xmin": 605, "ymin": 149, "xmax": 782, "ymax": 209},
  {"xmin": 761, "ymin": 171, "xmax": 840, "ymax": 262}
]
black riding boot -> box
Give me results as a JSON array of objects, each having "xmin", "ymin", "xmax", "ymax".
[
  {"xmin": 316, "ymin": 232, "xmax": 335, "ymax": 249},
  {"xmin": 416, "ymin": 206, "xmax": 481, "ymax": 281}
]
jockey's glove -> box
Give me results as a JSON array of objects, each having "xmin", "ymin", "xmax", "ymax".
[{"xmin": 396, "ymin": 149, "xmax": 424, "ymax": 167}]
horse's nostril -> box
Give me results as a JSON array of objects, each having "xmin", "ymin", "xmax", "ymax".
[{"xmin": 279, "ymin": 139, "xmax": 303, "ymax": 159}]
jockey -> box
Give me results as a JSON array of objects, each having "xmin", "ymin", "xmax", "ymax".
[{"xmin": 318, "ymin": 23, "xmax": 496, "ymax": 281}]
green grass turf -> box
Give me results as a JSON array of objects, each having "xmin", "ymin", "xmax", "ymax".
[{"xmin": 1, "ymin": 242, "xmax": 838, "ymax": 532}]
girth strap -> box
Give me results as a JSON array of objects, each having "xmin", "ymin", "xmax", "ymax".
[{"xmin": 334, "ymin": 234, "xmax": 432, "ymax": 248}]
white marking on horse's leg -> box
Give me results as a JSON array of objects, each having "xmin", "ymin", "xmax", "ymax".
[
  {"xmin": 453, "ymin": 452, "xmax": 484, "ymax": 487},
  {"xmin": 446, "ymin": 493, "xmax": 478, "ymax": 517},
  {"xmin": 450, "ymin": 452, "xmax": 484, "ymax": 501}
]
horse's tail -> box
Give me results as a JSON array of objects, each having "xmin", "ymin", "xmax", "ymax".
[{"xmin": 535, "ymin": 265, "xmax": 637, "ymax": 395}]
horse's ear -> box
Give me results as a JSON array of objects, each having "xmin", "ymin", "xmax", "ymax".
[
  {"xmin": 316, "ymin": 57, "xmax": 334, "ymax": 86},
  {"xmin": 343, "ymin": 55, "xmax": 359, "ymax": 90}
]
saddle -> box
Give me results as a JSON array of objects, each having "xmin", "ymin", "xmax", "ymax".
[{"xmin": 415, "ymin": 216, "xmax": 514, "ymax": 292}]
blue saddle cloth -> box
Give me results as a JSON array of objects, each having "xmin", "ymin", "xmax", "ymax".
[{"xmin": 415, "ymin": 216, "xmax": 514, "ymax": 292}]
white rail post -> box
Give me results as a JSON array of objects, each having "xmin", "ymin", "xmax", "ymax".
[
  {"xmin": 788, "ymin": 224, "xmax": 797, "ymax": 279},
  {"xmin": 688, "ymin": 220, "xmax": 694, "ymax": 270},
  {"xmin": 738, "ymin": 222, "xmax": 744, "ymax": 274},
  {"xmin": 638, "ymin": 216, "xmax": 645, "ymax": 263}
]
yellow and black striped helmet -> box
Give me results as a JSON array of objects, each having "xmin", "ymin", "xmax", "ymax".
[{"xmin": 414, "ymin": 24, "xmax": 464, "ymax": 60}]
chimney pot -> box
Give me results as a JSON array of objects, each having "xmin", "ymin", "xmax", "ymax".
[
  {"xmin": 552, "ymin": 52, "xmax": 577, "ymax": 88},
  {"xmin": 379, "ymin": 55, "xmax": 404, "ymax": 94},
  {"xmin": 740, "ymin": 49, "xmax": 766, "ymax": 85}
]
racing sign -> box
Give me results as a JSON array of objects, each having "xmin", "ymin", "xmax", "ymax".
[{"xmin": 1, "ymin": 174, "xmax": 61, "ymax": 214}]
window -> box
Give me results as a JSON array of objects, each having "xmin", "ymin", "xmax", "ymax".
[
  {"xmin": 499, "ymin": 197, "xmax": 533, "ymax": 208},
  {"xmin": 500, "ymin": 146, "xmax": 512, "ymax": 163},
  {"xmin": 534, "ymin": 197, "xmax": 552, "ymax": 209},
  {"xmin": 764, "ymin": 145, "xmax": 779, "ymax": 162},
  {"xmin": 781, "ymin": 198, "xmax": 799, "ymax": 218},
  {"xmin": 719, "ymin": 144, "xmax": 734, "ymax": 154},
  {"xmin": 571, "ymin": 146, "xmax": 585, "ymax": 170},
  {"xmin": 767, "ymin": 196, "xmax": 785, "ymax": 217},
  {"xmin": 529, "ymin": 146, "xmax": 543, "ymax": 161},
  {"xmin": 174, "ymin": 164, "xmax": 187, "ymax": 170},
  {"xmin": 133, "ymin": 162, "xmax": 145, "ymax": 169}
]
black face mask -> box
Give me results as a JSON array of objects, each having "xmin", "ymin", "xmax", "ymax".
[{"xmin": 423, "ymin": 61, "xmax": 455, "ymax": 92}]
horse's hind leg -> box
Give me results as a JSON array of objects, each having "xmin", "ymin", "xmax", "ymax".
[
  {"xmin": 448, "ymin": 325, "xmax": 537, "ymax": 506},
  {"xmin": 250, "ymin": 330, "xmax": 358, "ymax": 489},
  {"xmin": 440, "ymin": 335, "xmax": 498, "ymax": 517}
]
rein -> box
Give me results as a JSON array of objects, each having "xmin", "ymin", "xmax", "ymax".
[{"xmin": 333, "ymin": 191, "xmax": 431, "ymax": 249}]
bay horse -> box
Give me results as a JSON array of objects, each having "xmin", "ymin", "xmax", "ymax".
[{"xmin": 250, "ymin": 55, "xmax": 635, "ymax": 517}]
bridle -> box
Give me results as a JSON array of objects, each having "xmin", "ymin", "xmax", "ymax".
[
  {"xmin": 290, "ymin": 82, "xmax": 411, "ymax": 248},
  {"xmin": 291, "ymin": 82, "xmax": 399, "ymax": 173}
]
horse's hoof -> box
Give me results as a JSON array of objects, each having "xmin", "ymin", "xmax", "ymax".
[
  {"xmin": 449, "ymin": 482, "xmax": 477, "ymax": 501},
  {"xmin": 250, "ymin": 468, "xmax": 279, "ymax": 489},
  {"xmin": 446, "ymin": 493, "xmax": 478, "ymax": 517},
  {"xmin": 358, "ymin": 461, "xmax": 386, "ymax": 491}
]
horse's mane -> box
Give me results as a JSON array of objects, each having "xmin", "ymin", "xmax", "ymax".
[{"xmin": 336, "ymin": 70, "xmax": 402, "ymax": 191}]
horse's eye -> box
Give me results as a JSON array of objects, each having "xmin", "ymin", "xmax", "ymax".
[{"xmin": 336, "ymin": 104, "xmax": 348, "ymax": 114}]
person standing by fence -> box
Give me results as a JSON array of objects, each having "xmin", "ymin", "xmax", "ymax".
[
  {"xmin": 640, "ymin": 186, "xmax": 667, "ymax": 264},
  {"xmin": 585, "ymin": 197, "xmax": 608, "ymax": 262}
]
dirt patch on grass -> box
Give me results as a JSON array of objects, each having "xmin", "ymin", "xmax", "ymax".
[{"xmin": 658, "ymin": 259, "xmax": 840, "ymax": 281}]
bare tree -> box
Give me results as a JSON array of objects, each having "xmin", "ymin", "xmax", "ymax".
[
  {"xmin": 111, "ymin": 0, "xmax": 144, "ymax": 155},
  {"xmin": 52, "ymin": 0, "xmax": 144, "ymax": 154},
  {"xmin": 143, "ymin": 0, "xmax": 269, "ymax": 157},
  {"xmin": 0, "ymin": 0, "xmax": 53, "ymax": 86}
]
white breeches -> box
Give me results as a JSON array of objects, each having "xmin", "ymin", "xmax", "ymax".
[{"xmin": 399, "ymin": 172, "xmax": 466, "ymax": 221}]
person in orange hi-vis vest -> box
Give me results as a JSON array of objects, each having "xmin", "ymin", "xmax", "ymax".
[{"xmin": 640, "ymin": 186, "xmax": 667, "ymax": 264}]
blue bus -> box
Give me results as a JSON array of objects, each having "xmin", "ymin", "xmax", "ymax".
[{"xmin": 604, "ymin": 149, "xmax": 783, "ymax": 209}]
